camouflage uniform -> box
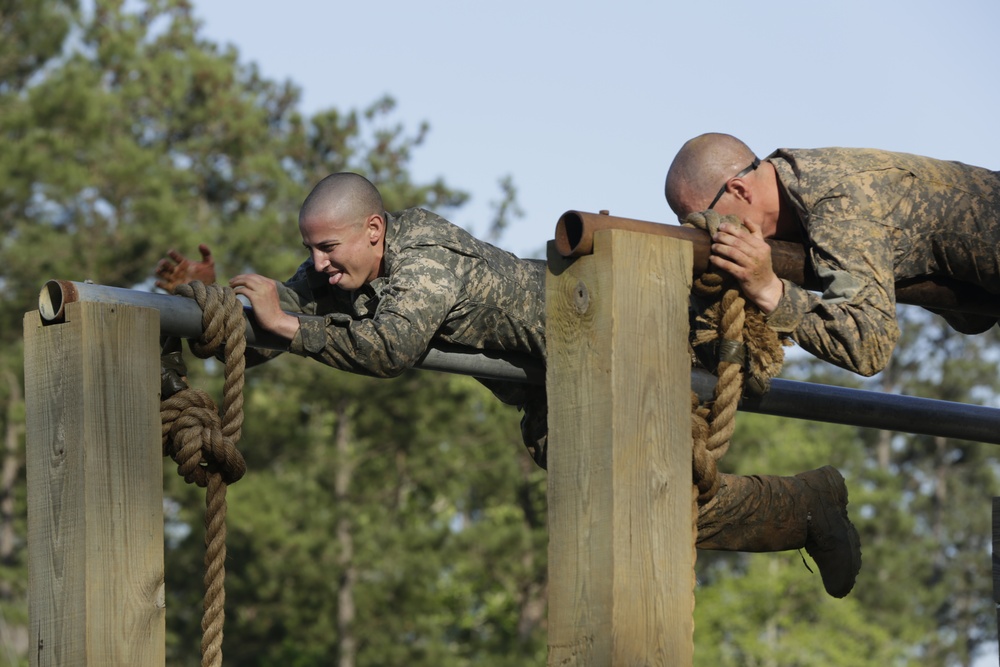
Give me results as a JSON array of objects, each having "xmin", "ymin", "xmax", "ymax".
[
  {"xmin": 258, "ymin": 208, "xmax": 545, "ymax": 372},
  {"xmin": 766, "ymin": 148, "xmax": 1000, "ymax": 376},
  {"xmin": 245, "ymin": 207, "xmax": 551, "ymax": 464}
]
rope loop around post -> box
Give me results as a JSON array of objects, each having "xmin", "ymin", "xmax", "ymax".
[
  {"xmin": 176, "ymin": 281, "xmax": 248, "ymax": 446},
  {"xmin": 683, "ymin": 209, "xmax": 792, "ymax": 629},
  {"xmin": 682, "ymin": 211, "xmax": 787, "ymax": 501},
  {"xmin": 161, "ymin": 280, "xmax": 248, "ymax": 667}
]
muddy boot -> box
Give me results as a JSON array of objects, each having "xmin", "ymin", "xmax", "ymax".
[
  {"xmin": 476, "ymin": 379, "xmax": 549, "ymax": 469},
  {"xmin": 695, "ymin": 466, "xmax": 862, "ymax": 598},
  {"xmin": 518, "ymin": 390, "xmax": 548, "ymax": 470}
]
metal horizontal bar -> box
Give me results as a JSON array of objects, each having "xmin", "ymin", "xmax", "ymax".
[
  {"xmin": 38, "ymin": 280, "xmax": 543, "ymax": 383},
  {"xmin": 690, "ymin": 369, "xmax": 1000, "ymax": 446},
  {"xmin": 38, "ymin": 280, "xmax": 1000, "ymax": 445}
]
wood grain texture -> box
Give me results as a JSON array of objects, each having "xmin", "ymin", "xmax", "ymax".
[
  {"xmin": 25, "ymin": 303, "xmax": 165, "ymax": 667},
  {"xmin": 546, "ymin": 230, "xmax": 694, "ymax": 666}
]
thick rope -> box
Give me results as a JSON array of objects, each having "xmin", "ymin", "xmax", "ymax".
[
  {"xmin": 683, "ymin": 211, "xmax": 788, "ymax": 622},
  {"xmin": 161, "ymin": 281, "xmax": 247, "ymax": 667},
  {"xmin": 684, "ymin": 211, "xmax": 786, "ymax": 502}
]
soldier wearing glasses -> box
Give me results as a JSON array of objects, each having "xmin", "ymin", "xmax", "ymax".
[{"xmin": 665, "ymin": 132, "xmax": 1000, "ymax": 377}]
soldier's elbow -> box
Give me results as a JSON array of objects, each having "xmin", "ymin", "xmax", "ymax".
[{"xmin": 853, "ymin": 327, "xmax": 898, "ymax": 377}]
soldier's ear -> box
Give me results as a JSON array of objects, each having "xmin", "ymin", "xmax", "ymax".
[
  {"xmin": 365, "ymin": 213, "xmax": 385, "ymax": 245},
  {"xmin": 728, "ymin": 178, "xmax": 753, "ymax": 204}
]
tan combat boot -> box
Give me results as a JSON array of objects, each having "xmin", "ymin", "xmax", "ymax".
[{"xmin": 695, "ymin": 466, "xmax": 862, "ymax": 598}]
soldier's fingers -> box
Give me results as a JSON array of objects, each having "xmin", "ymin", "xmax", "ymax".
[
  {"xmin": 229, "ymin": 273, "xmax": 257, "ymax": 288},
  {"xmin": 709, "ymin": 254, "xmax": 746, "ymax": 279},
  {"xmin": 716, "ymin": 223, "xmax": 754, "ymax": 245},
  {"xmin": 715, "ymin": 222, "xmax": 738, "ymax": 237},
  {"xmin": 711, "ymin": 241, "xmax": 751, "ymax": 268},
  {"xmin": 167, "ymin": 249, "xmax": 188, "ymax": 264},
  {"xmin": 714, "ymin": 228, "xmax": 752, "ymax": 251}
]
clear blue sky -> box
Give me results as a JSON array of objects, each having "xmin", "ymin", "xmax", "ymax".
[
  {"xmin": 194, "ymin": 0, "xmax": 1000, "ymax": 261},
  {"xmin": 192, "ymin": 2, "xmax": 1000, "ymax": 662}
]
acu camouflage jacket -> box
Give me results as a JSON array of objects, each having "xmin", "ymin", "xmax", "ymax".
[
  {"xmin": 252, "ymin": 207, "xmax": 547, "ymax": 379},
  {"xmin": 764, "ymin": 147, "xmax": 1000, "ymax": 376}
]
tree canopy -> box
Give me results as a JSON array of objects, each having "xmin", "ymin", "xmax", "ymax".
[{"xmin": 2, "ymin": 1, "xmax": 998, "ymax": 666}]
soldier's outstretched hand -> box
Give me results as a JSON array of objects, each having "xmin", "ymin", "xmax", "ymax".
[
  {"xmin": 230, "ymin": 273, "xmax": 300, "ymax": 341},
  {"xmin": 155, "ymin": 244, "xmax": 216, "ymax": 294}
]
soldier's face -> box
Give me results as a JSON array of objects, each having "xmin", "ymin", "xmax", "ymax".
[{"xmin": 300, "ymin": 211, "xmax": 385, "ymax": 291}]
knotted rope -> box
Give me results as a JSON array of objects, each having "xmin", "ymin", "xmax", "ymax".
[
  {"xmin": 683, "ymin": 211, "xmax": 787, "ymax": 616},
  {"xmin": 161, "ymin": 281, "xmax": 247, "ymax": 667},
  {"xmin": 684, "ymin": 211, "xmax": 785, "ymax": 503}
]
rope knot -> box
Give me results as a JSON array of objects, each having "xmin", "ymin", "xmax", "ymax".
[
  {"xmin": 683, "ymin": 209, "xmax": 732, "ymax": 238},
  {"xmin": 162, "ymin": 389, "xmax": 247, "ymax": 486},
  {"xmin": 681, "ymin": 211, "xmax": 786, "ymax": 504},
  {"xmin": 161, "ymin": 280, "xmax": 248, "ymax": 667}
]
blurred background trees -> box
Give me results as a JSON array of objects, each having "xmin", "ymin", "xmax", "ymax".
[{"xmin": 1, "ymin": 1, "xmax": 997, "ymax": 665}]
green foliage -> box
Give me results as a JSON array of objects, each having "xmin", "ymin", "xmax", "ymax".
[
  {"xmin": 0, "ymin": 0, "xmax": 78, "ymax": 93},
  {"xmin": 4, "ymin": 1, "xmax": 1000, "ymax": 665},
  {"xmin": 163, "ymin": 362, "xmax": 546, "ymax": 666},
  {"xmin": 694, "ymin": 305, "xmax": 1000, "ymax": 666},
  {"xmin": 695, "ymin": 555, "xmax": 904, "ymax": 666}
]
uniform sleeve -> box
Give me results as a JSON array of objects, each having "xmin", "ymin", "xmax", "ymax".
[
  {"xmin": 290, "ymin": 252, "xmax": 463, "ymax": 378},
  {"xmin": 765, "ymin": 176, "xmax": 901, "ymax": 376}
]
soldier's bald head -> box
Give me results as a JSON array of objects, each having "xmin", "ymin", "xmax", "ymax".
[
  {"xmin": 300, "ymin": 172, "xmax": 385, "ymax": 228},
  {"xmin": 665, "ymin": 133, "xmax": 757, "ymax": 219}
]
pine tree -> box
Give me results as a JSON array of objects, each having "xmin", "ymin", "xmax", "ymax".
[
  {"xmin": 2, "ymin": 1, "xmax": 543, "ymax": 664},
  {"xmin": 693, "ymin": 305, "xmax": 1000, "ymax": 666}
]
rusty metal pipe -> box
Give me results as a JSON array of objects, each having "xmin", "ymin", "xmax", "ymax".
[
  {"xmin": 554, "ymin": 210, "xmax": 1000, "ymax": 316},
  {"xmin": 555, "ymin": 209, "xmax": 822, "ymax": 288},
  {"xmin": 556, "ymin": 209, "xmax": 702, "ymax": 259},
  {"xmin": 40, "ymin": 280, "xmax": 209, "ymax": 338}
]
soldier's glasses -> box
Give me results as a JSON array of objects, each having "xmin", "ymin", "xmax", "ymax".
[{"xmin": 706, "ymin": 157, "xmax": 760, "ymax": 210}]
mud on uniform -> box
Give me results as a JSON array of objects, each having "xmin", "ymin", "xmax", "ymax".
[{"xmin": 765, "ymin": 148, "xmax": 1000, "ymax": 376}]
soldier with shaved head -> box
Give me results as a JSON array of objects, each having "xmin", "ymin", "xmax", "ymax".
[
  {"xmin": 666, "ymin": 133, "xmax": 1000, "ymax": 376},
  {"xmin": 157, "ymin": 172, "xmax": 863, "ymax": 599}
]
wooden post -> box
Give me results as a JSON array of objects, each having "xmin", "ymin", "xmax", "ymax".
[
  {"xmin": 546, "ymin": 230, "xmax": 695, "ymax": 666},
  {"xmin": 24, "ymin": 302, "xmax": 165, "ymax": 667}
]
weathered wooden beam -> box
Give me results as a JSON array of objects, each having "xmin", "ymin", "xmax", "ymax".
[
  {"xmin": 24, "ymin": 302, "xmax": 165, "ymax": 667},
  {"xmin": 546, "ymin": 231, "xmax": 694, "ymax": 666}
]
